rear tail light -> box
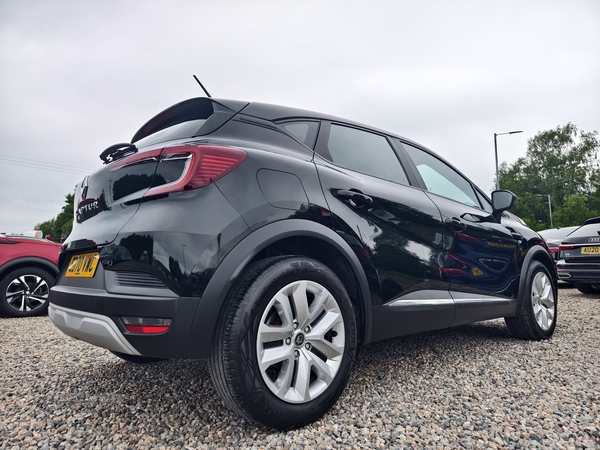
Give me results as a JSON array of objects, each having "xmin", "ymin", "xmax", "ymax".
[
  {"xmin": 145, "ymin": 144, "xmax": 247, "ymax": 197},
  {"xmin": 558, "ymin": 244, "xmax": 575, "ymax": 252},
  {"xmin": 548, "ymin": 246, "xmax": 559, "ymax": 254},
  {"xmin": 122, "ymin": 316, "xmax": 172, "ymax": 334}
]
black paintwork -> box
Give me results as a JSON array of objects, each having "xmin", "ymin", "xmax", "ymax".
[{"xmin": 49, "ymin": 97, "xmax": 556, "ymax": 359}]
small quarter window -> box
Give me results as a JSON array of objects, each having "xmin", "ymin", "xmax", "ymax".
[
  {"xmin": 476, "ymin": 190, "xmax": 493, "ymax": 213},
  {"xmin": 280, "ymin": 121, "xmax": 319, "ymax": 149}
]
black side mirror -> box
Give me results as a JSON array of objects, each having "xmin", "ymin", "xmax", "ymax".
[{"xmin": 491, "ymin": 190, "xmax": 516, "ymax": 222}]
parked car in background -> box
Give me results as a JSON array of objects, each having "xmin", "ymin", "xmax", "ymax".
[
  {"xmin": 0, "ymin": 234, "xmax": 62, "ymax": 317},
  {"xmin": 539, "ymin": 226, "xmax": 579, "ymax": 262},
  {"xmin": 48, "ymin": 96, "xmax": 557, "ymax": 429},
  {"xmin": 557, "ymin": 217, "xmax": 600, "ymax": 294}
]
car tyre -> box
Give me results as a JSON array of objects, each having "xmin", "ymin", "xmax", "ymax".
[
  {"xmin": 574, "ymin": 283, "xmax": 600, "ymax": 295},
  {"xmin": 110, "ymin": 351, "xmax": 166, "ymax": 364},
  {"xmin": 0, "ymin": 267, "xmax": 54, "ymax": 317},
  {"xmin": 505, "ymin": 260, "xmax": 557, "ymax": 340},
  {"xmin": 208, "ymin": 256, "xmax": 357, "ymax": 430}
]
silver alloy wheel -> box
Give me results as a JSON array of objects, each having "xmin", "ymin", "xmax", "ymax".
[
  {"xmin": 531, "ymin": 271, "xmax": 555, "ymax": 331},
  {"xmin": 256, "ymin": 280, "xmax": 345, "ymax": 403},
  {"xmin": 6, "ymin": 274, "xmax": 50, "ymax": 312}
]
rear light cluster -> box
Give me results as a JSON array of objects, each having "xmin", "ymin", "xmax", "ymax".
[
  {"xmin": 558, "ymin": 244, "xmax": 575, "ymax": 252},
  {"xmin": 122, "ymin": 316, "xmax": 172, "ymax": 334},
  {"xmin": 146, "ymin": 144, "xmax": 247, "ymax": 197}
]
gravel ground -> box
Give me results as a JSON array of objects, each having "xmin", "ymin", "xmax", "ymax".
[{"xmin": 1, "ymin": 285, "xmax": 599, "ymax": 450}]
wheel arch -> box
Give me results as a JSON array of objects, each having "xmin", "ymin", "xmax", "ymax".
[
  {"xmin": 186, "ymin": 219, "xmax": 373, "ymax": 358},
  {"xmin": 515, "ymin": 245, "xmax": 556, "ymax": 317},
  {"xmin": 0, "ymin": 257, "xmax": 59, "ymax": 281}
]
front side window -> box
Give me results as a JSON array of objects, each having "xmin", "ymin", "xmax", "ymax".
[
  {"xmin": 324, "ymin": 124, "xmax": 409, "ymax": 185},
  {"xmin": 403, "ymin": 143, "xmax": 480, "ymax": 208}
]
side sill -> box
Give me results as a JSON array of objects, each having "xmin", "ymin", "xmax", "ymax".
[
  {"xmin": 371, "ymin": 290, "xmax": 455, "ymax": 342},
  {"xmin": 451, "ymin": 292, "xmax": 517, "ymax": 326}
]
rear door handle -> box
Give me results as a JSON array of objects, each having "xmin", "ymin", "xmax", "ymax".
[{"xmin": 334, "ymin": 189, "xmax": 373, "ymax": 207}]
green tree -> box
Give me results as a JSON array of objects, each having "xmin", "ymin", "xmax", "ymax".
[
  {"xmin": 35, "ymin": 218, "xmax": 56, "ymax": 239},
  {"xmin": 552, "ymin": 195, "xmax": 592, "ymax": 227},
  {"xmin": 35, "ymin": 192, "xmax": 75, "ymax": 241},
  {"xmin": 54, "ymin": 193, "xmax": 75, "ymax": 238},
  {"xmin": 498, "ymin": 123, "xmax": 599, "ymax": 230}
]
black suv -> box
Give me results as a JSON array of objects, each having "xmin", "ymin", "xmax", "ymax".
[
  {"xmin": 556, "ymin": 217, "xmax": 600, "ymax": 294},
  {"xmin": 49, "ymin": 97, "xmax": 557, "ymax": 429}
]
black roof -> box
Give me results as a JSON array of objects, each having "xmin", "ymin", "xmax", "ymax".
[{"xmin": 237, "ymin": 99, "xmax": 421, "ymax": 147}]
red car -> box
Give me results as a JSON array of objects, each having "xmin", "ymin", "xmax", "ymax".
[{"xmin": 0, "ymin": 235, "xmax": 62, "ymax": 317}]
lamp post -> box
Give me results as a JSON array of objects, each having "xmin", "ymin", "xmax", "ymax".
[
  {"xmin": 547, "ymin": 194, "xmax": 553, "ymax": 228},
  {"xmin": 534, "ymin": 194, "xmax": 553, "ymax": 227},
  {"xmin": 494, "ymin": 130, "xmax": 523, "ymax": 190}
]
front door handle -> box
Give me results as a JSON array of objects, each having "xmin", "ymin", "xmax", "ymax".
[
  {"xmin": 445, "ymin": 217, "xmax": 467, "ymax": 230},
  {"xmin": 333, "ymin": 189, "xmax": 373, "ymax": 207},
  {"xmin": 507, "ymin": 226, "xmax": 523, "ymax": 241}
]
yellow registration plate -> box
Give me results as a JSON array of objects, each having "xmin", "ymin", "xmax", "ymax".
[
  {"xmin": 581, "ymin": 246, "xmax": 600, "ymax": 255},
  {"xmin": 66, "ymin": 252, "xmax": 100, "ymax": 278}
]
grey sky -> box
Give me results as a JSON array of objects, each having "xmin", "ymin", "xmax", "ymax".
[{"xmin": 1, "ymin": 0, "xmax": 599, "ymax": 234}]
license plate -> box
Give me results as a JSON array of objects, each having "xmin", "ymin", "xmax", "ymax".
[
  {"xmin": 66, "ymin": 252, "xmax": 100, "ymax": 277},
  {"xmin": 581, "ymin": 246, "xmax": 600, "ymax": 255}
]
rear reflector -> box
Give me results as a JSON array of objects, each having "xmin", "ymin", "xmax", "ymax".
[
  {"xmin": 121, "ymin": 316, "xmax": 172, "ymax": 334},
  {"xmin": 144, "ymin": 144, "xmax": 247, "ymax": 197},
  {"xmin": 125, "ymin": 325, "xmax": 170, "ymax": 334}
]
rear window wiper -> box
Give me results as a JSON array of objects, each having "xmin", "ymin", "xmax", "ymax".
[{"xmin": 100, "ymin": 143, "xmax": 138, "ymax": 164}]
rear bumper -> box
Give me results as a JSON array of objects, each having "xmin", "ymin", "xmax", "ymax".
[
  {"xmin": 48, "ymin": 284, "xmax": 203, "ymax": 359},
  {"xmin": 49, "ymin": 303, "xmax": 141, "ymax": 355},
  {"xmin": 556, "ymin": 265, "xmax": 600, "ymax": 283}
]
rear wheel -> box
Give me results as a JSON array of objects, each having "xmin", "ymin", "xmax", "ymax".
[
  {"xmin": 505, "ymin": 260, "xmax": 557, "ymax": 340},
  {"xmin": 0, "ymin": 267, "xmax": 54, "ymax": 317},
  {"xmin": 574, "ymin": 283, "xmax": 600, "ymax": 295},
  {"xmin": 209, "ymin": 256, "xmax": 357, "ymax": 430}
]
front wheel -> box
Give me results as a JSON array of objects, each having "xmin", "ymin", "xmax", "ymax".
[
  {"xmin": 209, "ymin": 256, "xmax": 357, "ymax": 430},
  {"xmin": 505, "ymin": 260, "xmax": 557, "ymax": 340},
  {"xmin": 0, "ymin": 267, "xmax": 54, "ymax": 317}
]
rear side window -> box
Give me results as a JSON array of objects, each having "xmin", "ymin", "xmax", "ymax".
[
  {"xmin": 322, "ymin": 124, "xmax": 409, "ymax": 185},
  {"xmin": 132, "ymin": 98, "xmax": 235, "ymax": 148},
  {"xmin": 403, "ymin": 143, "xmax": 480, "ymax": 208}
]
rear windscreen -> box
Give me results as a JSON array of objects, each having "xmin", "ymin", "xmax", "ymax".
[{"xmin": 131, "ymin": 98, "xmax": 235, "ymax": 148}]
